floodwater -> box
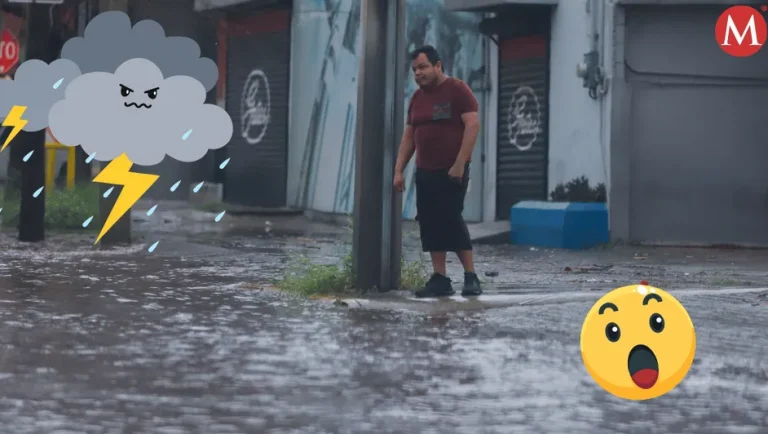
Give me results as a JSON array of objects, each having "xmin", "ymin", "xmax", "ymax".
[{"xmin": 0, "ymin": 269, "xmax": 766, "ymax": 433}]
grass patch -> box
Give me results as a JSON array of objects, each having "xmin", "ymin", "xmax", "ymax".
[
  {"xmin": 279, "ymin": 252, "xmax": 355, "ymax": 297},
  {"xmin": 198, "ymin": 201, "xmax": 232, "ymax": 213},
  {"xmin": 276, "ymin": 216, "xmax": 431, "ymax": 296},
  {"xmin": 0, "ymin": 183, "xmax": 99, "ymax": 231},
  {"xmin": 278, "ymin": 250, "xmax": 430, "ymax": 296}
]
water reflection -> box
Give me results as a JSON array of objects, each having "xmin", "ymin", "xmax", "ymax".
[{"xmin": 0, "ymin": 252, "xmax": 763, "ymax": 432}]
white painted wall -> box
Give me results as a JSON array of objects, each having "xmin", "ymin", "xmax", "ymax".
[
  {"xmin": 482, "ymin": 35, "xmax": 498, "ymax": 222},
  {"xmin": 547, "ymin": 0, "xmax": 610, "ymax": 193}
]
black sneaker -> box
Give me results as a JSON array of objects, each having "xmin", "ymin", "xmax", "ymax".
[
  {"xmin": 415, "ymin": 273, "xmax": 455, "ymax": 298},
  {"xmin": 461, "ymin": 272, "xmax": 483, "ymax": 297}
]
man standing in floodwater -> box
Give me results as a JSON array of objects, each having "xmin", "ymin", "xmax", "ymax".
[{"xmin": 393, "ymin": 45, "xmax": 482, "ymax": 298}]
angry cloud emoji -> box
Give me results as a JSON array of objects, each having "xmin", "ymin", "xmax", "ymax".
[{"xmin": 48, "ymin": 58, "xmax": 233, "ymax": 166}]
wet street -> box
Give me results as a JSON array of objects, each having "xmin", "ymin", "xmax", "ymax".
[{"xmin": 0, "ymin": 231, "xmax": 766, "ymax": 433}]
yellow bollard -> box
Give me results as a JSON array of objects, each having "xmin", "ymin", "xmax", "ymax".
[
  {"xmin": 45, "ymin": 143, "xmax": 56, "ymax": 191},
  {"xmin": 44, "ymin": 142, "xmax": 77, "ymax": 191},
  {"xmin": 66, "ymin": 147, "xmax": 76, "ymax": 190}
]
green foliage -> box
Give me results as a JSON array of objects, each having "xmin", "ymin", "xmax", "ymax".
[
  {"xmin": 550, "ymin": 175, "xmax": 606, "ymax": 203},
  {"xmin": 277, "ymin": 250, "xmax": 431, "ymax": 296},
  {"xmin": 278, "ymin": 253, "xmax": 355, "ymax": 297},
  {"xmin": 277, "ymin": 215, "xmax": 431, "ymax": 296},
  {"xmin": 399, "ymin": 255, "xmax": 430, "ymax": 291},
  {"xmin": 0, "ymin": 183, "xmax": 99, "ymax": 231}
]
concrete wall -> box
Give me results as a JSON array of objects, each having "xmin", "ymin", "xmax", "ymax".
[{"xmin": 547, "ymin": 0, "xmax": 611, "ymax": 195}]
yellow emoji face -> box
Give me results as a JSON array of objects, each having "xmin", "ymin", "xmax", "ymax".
[{"xmin": 580, "ymin": 284, "xmax": 696, "ymax": 400}]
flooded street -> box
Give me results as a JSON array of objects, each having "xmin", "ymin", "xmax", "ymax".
[{"xmin": 0, "ymin": 245, "xmax": 766, "ymax": 433}]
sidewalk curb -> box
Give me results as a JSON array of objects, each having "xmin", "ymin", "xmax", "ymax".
[{"xmin": 334, "ymin": 287, "xmax": 768, "ymax": 313}]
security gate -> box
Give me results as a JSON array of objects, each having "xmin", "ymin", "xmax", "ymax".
[
  {"xmin": 496, "ymin": 34, "xmax": 550, "ymax": 220},
  {"xmin": 223, "ymin": 9, "xmax": 290, "ymax": 207}
]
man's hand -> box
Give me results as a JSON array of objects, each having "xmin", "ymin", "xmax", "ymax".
[
  {"xmin": 393, "ymin": 171, "xmax": 405, "ymax": 192},
  {"xmin": 448, "ymin": 162, "xmax": 465, "ymax": 182}
]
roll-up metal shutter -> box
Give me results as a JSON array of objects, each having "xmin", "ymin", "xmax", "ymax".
[
  {"xmin": 496, "ymin": 34, "xmax": 549, "ymax": 220},
  {"xmin": 223, "ymin": 9, "xmax": 290, "ymax": 207}
]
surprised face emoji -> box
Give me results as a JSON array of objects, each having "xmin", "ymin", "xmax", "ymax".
[{"xmin": 580, "ymin": 284, "xmax": 696, "ymax": 400}]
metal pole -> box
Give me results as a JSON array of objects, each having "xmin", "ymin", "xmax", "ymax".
[
  {"xmin": 352, "ymin": 0, "xmax": 405, "ymax": 291},
  {"xmin": 381, "ymin": 0, "xmax": 405, "ymax": 290},
  {"xmin": 18, "ymin": 3, "xmax": 53, "ymax": 242},
  {"xmin": 96, "ymin": 0, "xmax": 132, "ymax": 246}
]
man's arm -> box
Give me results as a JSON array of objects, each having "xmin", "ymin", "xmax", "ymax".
[
  {"xmin": 396, "ymin": 93, "xmax": 418, "ymax": 174},
  {"xmin": 454, "ymin": 81, "xmax": 480, "ymax": 166},
  {"xmin": 395, "ymin": 125, "xmax": 415, "ymax": 174}
]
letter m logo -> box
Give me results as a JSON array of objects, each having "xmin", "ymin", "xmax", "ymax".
[{"xmin": 715, "ymin": 5, "xmax": 767, "ymax": 57}]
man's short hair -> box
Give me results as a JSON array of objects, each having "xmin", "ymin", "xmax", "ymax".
[{"xmin": 409, "ymin": 45, "xmax": 441, "ymax": 66}]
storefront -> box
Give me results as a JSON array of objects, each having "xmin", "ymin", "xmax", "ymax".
[
  {"xmin": 446, "ymin": 1, "xmax": 555, "ymax": 220},
  {"xmin": 495, "ymin": 14, "xmax": 551, "ymax": 220},
  {"xmin": 217, "ymin": 4, "xmax": 291, "ymax": 207}
]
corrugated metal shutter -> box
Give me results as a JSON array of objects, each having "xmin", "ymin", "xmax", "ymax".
[
  {"xmin": 224, "ymin": 9, "xmax": 290, "ymax": 207},
  {"xmin": 496, "ymin": 35, "xmax": 549, "ymax": 220}
]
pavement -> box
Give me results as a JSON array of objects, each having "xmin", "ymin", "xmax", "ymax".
[
  {"xmin": 0, "ymin": 201, "xmax": 765, "ymax": 432},
  {"xmin": 132, "ymin": 200, "xmax": 768, "ymax": 292}
]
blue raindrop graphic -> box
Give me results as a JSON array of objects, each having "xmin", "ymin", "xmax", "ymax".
[
  {"xmin": 193, "ymin": 181, "xmax": 204, "ymax": 193},
  {"xmin": 103, "ymin": 186, "xmax": 114, "ymax": 198},
  {"xmin": 148, "ymin": 241, "xmax": 160, "ymax": 253},
  {"xmin": 214, "ymin": 211, "xmax": 226, "ymax": 222},
  {"xmin": 53, "ymin": 78, "xmax": 64, "ymax": 89},
  {"xmin": 23, "ymin": 150, "xmax": 34, "ymax": 162},
  {"xmin": 33, "ymin": 187, "xmax": 44, "ymax": 198},
  {"xmin": 82, "ymin": 216, "xmax": 94, "ymax": 227},
  {"xmin": 170, "ymin": 180, "xmax": 181, "ymax": 192},
  {"xmin": 182, "ymin": 129, "xmax": 193, "ymax": 140},
  {"xmin": 147, "ymin": 205, "xmax": 157, "ymax": 216},
  {"xmin": 85, "ymin": 152, "xmax": 96, "ymax": 163},
  {"xmin": 218, "ymin": 158, "xmax": 230, "ymax": 169}
]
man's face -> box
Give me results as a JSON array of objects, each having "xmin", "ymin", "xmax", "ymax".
[{"xmin": 412, "ymin": 53, "xmax": 441, "ymax": 88}]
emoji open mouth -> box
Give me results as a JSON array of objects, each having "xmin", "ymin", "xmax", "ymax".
[
  {"xmin": 628, "ymin": 345, "xmax": 659, "ymax": 389},
  {"xmin": 124, "ymin": 102, "xmax": 152, "ymax": 109}
]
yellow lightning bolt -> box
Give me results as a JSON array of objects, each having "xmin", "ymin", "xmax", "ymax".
[
  {"xmin": 1, "ymin": 105, "xmax": 28, "ymax": 151},
  {"xmin": 93, "ymin": 153, "xmax": 159, "ymax": 244}
]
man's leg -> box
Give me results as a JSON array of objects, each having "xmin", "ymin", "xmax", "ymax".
[
  {"xmin": 453, "ymin": 165, "xmax": 482, "ymax": 296},
  {"xmin": 414, "ymin": 169, "xmax": 454, "ymax": 298},
  {"xmin": 456, "ymin": 250, "xmax": 474, "ymax": 273},
  {"xmin": 415, "ymin": 251, "xmax": 454, "ymax": 298},
  {"xmin": 431, "ymin": 251, "xmax": 448, "ymax": 275}
]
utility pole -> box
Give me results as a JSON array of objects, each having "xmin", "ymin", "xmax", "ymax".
[
  {"xmin": 17, "ymin": 3, "xmax": 59, "ymax": 242},
  {"xmin": 352, "ymin": 0, "xmax": 406, "ymax": 291},
  {"xmin": 95, "ymin": 0, "xmax": 133, "ymax": 246}
]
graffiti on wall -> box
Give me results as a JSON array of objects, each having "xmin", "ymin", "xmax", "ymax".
[
  {"xmin": 240, "ymin": 69, "xmax": 271, "ymax": 145},
  {"xmin": 287, "ymin": 0, "xmax": 485, "ymax": 218},
  {"xmin": 290, "ymin": 0, "xmax": 361, "ymax": 212},
  {"xmin": 506, "ymin": 85, "xmax": 542, "ymax": 152}
]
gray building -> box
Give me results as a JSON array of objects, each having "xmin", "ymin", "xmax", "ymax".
[{"xmin": 448, "ymin": 0, "xmax": 767, "ymax": 245}]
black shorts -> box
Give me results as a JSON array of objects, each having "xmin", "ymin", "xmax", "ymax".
[{"xmin": 415, "ymin": 162, "xmax": 472, "ymax": 253}]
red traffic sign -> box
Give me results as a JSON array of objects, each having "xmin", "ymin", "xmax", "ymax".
[{"xmin": 0, "ymin": 29, "xmax": 20, "ymax": 74}]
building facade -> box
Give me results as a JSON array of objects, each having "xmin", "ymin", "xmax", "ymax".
[
  {"xmin": 4, "ymin": 0, "xmax": 760, "ymax": 245},
  {"xmin": 608, "ymin": 1, "xmax": 767, "ymax": 246},
  {"xmin": 207, "ymin": 0, "xmax": 613, "ymax": 225}
]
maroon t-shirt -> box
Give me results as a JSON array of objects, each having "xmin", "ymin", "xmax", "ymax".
[{"xmin": 407, "ymin": 77, "xmax": 478, "ymax": 170}]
